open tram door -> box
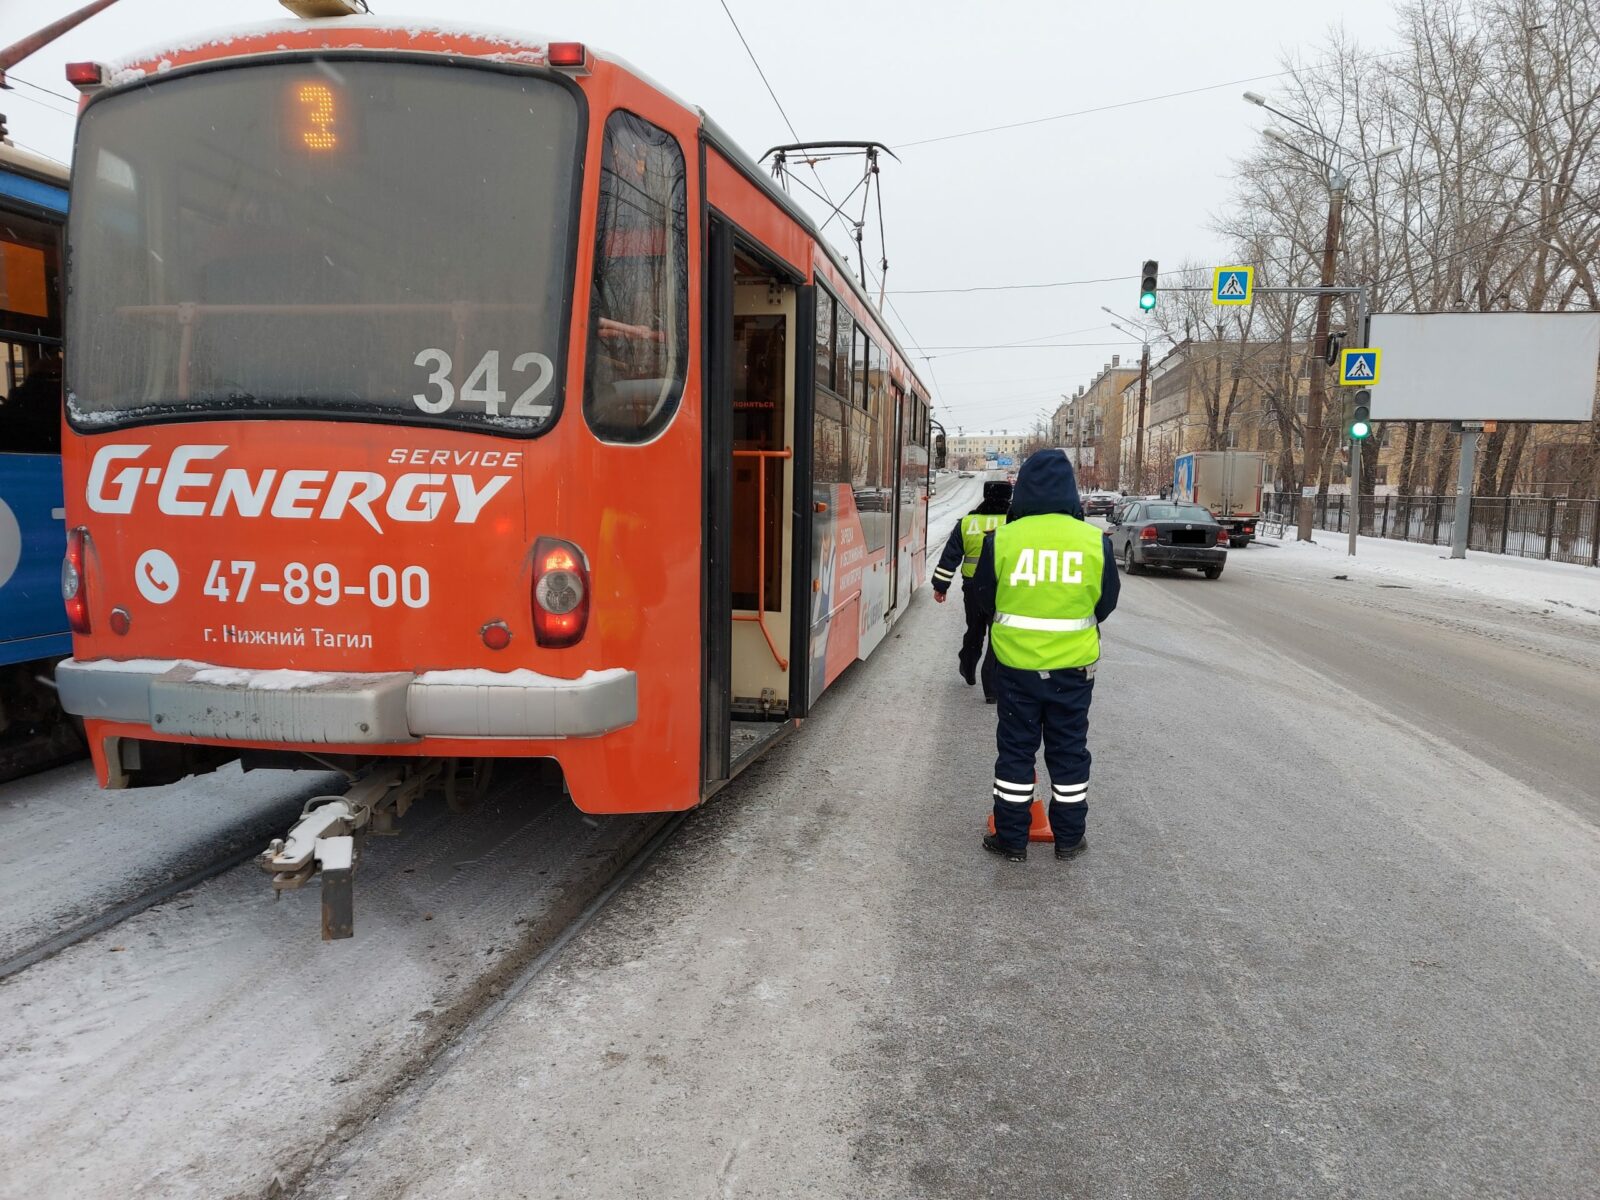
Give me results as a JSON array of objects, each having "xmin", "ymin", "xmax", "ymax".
[{"xmin": 702, "ymin": 218, "xmax": 810, "ymax": 789}]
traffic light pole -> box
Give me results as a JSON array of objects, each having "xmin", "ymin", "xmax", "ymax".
[
  {"xmin": 1134, "ymin": 342, "xmax": 1150, "ymax": 493},
  {"xmin": 1347, "ymin": 287, "xmax": 1368, "ymax": 558}
]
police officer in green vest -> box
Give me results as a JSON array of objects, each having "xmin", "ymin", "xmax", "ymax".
[
  {"xmin": 969, "ymin": 450, "xmax": 1120, "ymax": 861},
  {"xmin": 932, "ymin": 480, "xmax": 1012, "ymax": 702}
]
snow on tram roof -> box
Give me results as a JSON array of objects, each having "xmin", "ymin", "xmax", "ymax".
[{"xmin": 99, "ymin": 15, "xmax": 691, "ymax": 109}]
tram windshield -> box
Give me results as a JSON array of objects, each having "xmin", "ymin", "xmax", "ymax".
[{"xmin": 66, "ymin": 60, "xmax": 581, "ymax": 435}]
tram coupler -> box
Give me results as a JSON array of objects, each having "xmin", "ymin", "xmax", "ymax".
[{"xmin": 258, "ymin": 760, "xmax": 442, "ymax": 940}]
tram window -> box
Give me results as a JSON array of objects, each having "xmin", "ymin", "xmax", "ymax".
[
  {"xmin": 813, "ymin": 387, "xmax": 847, "ymax": 485},
  {"xmin": 833, "ymin": 304, "xmax": 852, "ymax": 399},
  {"xmin": 815, "ymin": 288, "xmax": 834, "ymax": 392},
  {"xmin": 66, "ymin": 62, "xmax": 580, "ymax": 434},
  {"xmin": 0, "ymin": 208, "xmax": 64, "ymax": 454},
  {"xmin": 0, "ymin": 342, "xmax": 62, "ymax": 454},
  {"xmin": 584, "ymin": 110, "xmax": 689, "ymax": 444},
  {"xmin": 853, "ymin": 327, "xmax": 871, "ymax": 410}
]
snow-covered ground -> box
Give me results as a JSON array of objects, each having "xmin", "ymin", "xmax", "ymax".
[
  {"xmin": 0, "ymin": 771, "xmax": 662, "ymax": 1199},
  {"xmin": 1253, "ymin": 528, "xmax": 1600, "ymax": 623},
  {"xmin": 0, "ymin": 761, "xmax": 339, "ymax": 963}
]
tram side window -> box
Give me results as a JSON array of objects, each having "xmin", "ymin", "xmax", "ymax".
[
  {"xmin": 833, "ymin": 304, "xmax": 853, "ymax": 402},
  {"xmin": 0, "ymin": 342, "xmax": 62, "ymax": 454},
  {"xmin": 584, "ymin": 110, "xmax": 689, "ymax": 444},
  {"xmin": 815, "ymin": 288, "xmax": 834, "ymax": 392},
  {"xmin": 0, "ymin": 211, "xmax": 64, "ymax": 454},
  {"xmin": 851, "ymin": 326, "xmax": 867, "ymax": 409}
]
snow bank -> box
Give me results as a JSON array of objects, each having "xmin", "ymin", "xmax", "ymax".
[{"xmin": 1260, "ymin": 529, "xmax": 1600, "ymax": 622}]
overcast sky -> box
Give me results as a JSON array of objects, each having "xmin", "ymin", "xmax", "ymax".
[{"xmin": 4, "ymin": 0, "xmax": 1403, "ymax": 433}]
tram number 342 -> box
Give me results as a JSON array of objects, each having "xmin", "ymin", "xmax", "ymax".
[
  {"xmin": 203, "ymin": 560, "xmax": 430, "ymax": 608},
  {"xmin": 412, "ymin": 348, "xmax": 555, "ymax": 418}
]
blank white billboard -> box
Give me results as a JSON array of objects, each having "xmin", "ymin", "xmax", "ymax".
[{"xmin": 1367, "ymin": 311, "xmax": 1600, "ymax": 422}]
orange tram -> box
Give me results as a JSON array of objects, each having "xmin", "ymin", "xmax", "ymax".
[{"xmin": 55, "ymin": 15, "xmax": 934, "ymax": 853}]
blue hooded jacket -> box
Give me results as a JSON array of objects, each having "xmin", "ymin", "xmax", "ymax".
[{"xmin": 970, "ymin": 449, "xmax": 1120, "ymax": 625}]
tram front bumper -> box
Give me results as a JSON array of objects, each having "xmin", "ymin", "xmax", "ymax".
[{"xmin": 55, "ymin": 659, "xmax": 638, "ymax": 744}]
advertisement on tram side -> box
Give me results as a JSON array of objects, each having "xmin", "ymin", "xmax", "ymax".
[{"xmin": 808, "ymin": 481, "xmax": 870, "ymax": 700}]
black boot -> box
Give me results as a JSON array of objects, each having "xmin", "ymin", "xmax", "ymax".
[
  {"xmin": 959, "ymin": 661, "xmax": 977, "ymax": 686},
  {"xmin": 1054, "ymin": 837, "xmax": 1088, "ymax": 861},
  {"xmin": 983, "ymin": 833, "xmax": 1026, "ymax": 862}
]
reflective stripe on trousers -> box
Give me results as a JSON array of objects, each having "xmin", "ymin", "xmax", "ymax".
[{"xmin": 993, "ymin": 612, "xmax": 1098, "ymax": 632}]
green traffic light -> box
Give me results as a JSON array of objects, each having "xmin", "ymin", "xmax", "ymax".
[
  {"xmin": 1139, "ymin": 291, "xmax": 1157, "ymax": 311},
  {"xmin": 1350, "ymin": 420, "xmax": 1372, "ymax": 440}
]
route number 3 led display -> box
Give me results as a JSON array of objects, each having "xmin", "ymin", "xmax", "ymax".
[{"xmin": 287, "ymin": 80, "xmax": 341, "ymax": 152}]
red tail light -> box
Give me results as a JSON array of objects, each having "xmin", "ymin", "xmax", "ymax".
[
  {"xmin": 62, "ymin": 527, "xmax": 90, "ymax": 634},
  {"xmin": 1217, "ymin": 527, "xmax": 1230, "ymax": 546},
  {"xmin": 1139, "ymin": 526, "xmax": 1158, "ymax": 541},
  {"xmin": 1242, "ymin": 524, "xmax": 1255, "ymax": 534},
  {"xmin": 547, "ymin": 42, "xmax": 588, "ymax": 69},
  {"xmin": 65, "ymin": 61, "xmax": 104, "ymax": 90},
  {"xmin": 532, "ymin": 536, "xmax": 589, "ymax": 648}
]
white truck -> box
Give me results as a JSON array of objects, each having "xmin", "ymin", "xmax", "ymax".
[{"xmin": 1171, "ymin": 451, "xmax": 1267, "ymax": 548}]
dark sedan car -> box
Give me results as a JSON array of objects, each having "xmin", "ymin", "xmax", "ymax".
[
  {"xmin": 1082, "ymin": 492, "xmax": 1117, "ymax": 518},
  {"xmin": 1107, "ymin": 500, "xmax": 1228, "ymax": 579}
]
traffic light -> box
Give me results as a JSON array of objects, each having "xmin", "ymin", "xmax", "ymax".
[
  {"xmin": 1349, "ymin": 390, "xmax": 1372, "ymax": 441},
  {"xmin": 934, "ymin": 431, "xmax": 948, "ymax": 469},
  {"xmin": 1139, "ymin": 260, "xmax": 1158, "ymax": 311}
]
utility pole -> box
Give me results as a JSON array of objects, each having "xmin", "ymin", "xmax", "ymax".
[
  {"xmin": 1074, "ymin": 393, "xmax": 1084, "ymax": 465},
  {"xmin": 1300, "ymin": 171, "xmax": 1347, "ymax": 542}
]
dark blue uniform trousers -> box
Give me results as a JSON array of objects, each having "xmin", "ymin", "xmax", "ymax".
[
  {"xmin": 992, "ymin": 664, "xmax": 1093, "ymax": 848},
  {"xmin": 959, "ymin": 584, "xmax": 1000, "ymax": 699}
]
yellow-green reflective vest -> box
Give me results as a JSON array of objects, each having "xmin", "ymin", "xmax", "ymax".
[
  {"xmin": 960, "ymin": 513, "xmax": 1007, "ymax": 578},
  {"xmin": 990, "ymin": 513, "xmax": 1104, "ymax": 670}
]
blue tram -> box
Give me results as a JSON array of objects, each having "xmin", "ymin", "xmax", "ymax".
[{"xmin": 0, "ymin": 142, "xmax": 74, "ymax": 774}]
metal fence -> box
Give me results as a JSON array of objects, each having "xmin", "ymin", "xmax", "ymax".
[{"xmin": 1260, "ymin": 492, "xmax": 1600, "ymax": 567}]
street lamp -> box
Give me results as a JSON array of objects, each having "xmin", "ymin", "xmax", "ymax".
[{"xmin": 1244, "ymin": 91, "xmax": 1398, "ymax": 542}]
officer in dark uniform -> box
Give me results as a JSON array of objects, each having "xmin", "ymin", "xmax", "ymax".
[
  {"xmin": 931, "ymin": 480, "xmax": 1013, "ymax": 703},
  {"xmin": 969, "ymin": 450, "xmax": 1119, "ymax": 862}
]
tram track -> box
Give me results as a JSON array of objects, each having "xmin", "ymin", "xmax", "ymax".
[
  {"xmin": 277, "ymin": 806, "xmax": 692, "ymax": 1199},
  {"xmin": 0, "ymin": 838, "xmax": 266, "ymax": 982},
  {"xmin": 0, "ymin": 765, "xmax": 685, "ymax": 1199}
]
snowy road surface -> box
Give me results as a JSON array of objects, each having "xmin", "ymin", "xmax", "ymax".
[
  {"xmin": 300, "ymin": 533, "xmax": 1600, "ymax": 1198},
  {"xmin": 0, "ymin": 476, "xmax": 984, "ymax": 1199},
  {"xmin": 0, "ymin": 761, "xmax": 339, "ymax": 963},
  {"xmin": 3, "ymin": 483, "xmax": 1597, "ymax": 1198}
]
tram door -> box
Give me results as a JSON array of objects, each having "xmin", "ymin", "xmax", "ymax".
[{"xmin": 728, "ymin": 280, "xmax": 795, "ymax": 724}]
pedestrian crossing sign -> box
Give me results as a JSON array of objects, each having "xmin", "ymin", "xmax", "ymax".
[
  {"xmin": 1339, "ymin": 348, "xmax": 1381, "ymax": 386},
  {"xmin": 1212, "ymin": 266, "xmax": 1254, "ymax": 306}
]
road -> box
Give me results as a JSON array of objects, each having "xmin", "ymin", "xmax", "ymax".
[
  {"xmin": 297, "ymin": 530, "xmax": 1600, "ymax": 1199},
  {"xmin": 1160, "ymin": 538, "xmax": 1600, "ymax": 822},
  {"xmin": 2, "ymin": 488, "xmax": 1595, "ymax": 1199}
]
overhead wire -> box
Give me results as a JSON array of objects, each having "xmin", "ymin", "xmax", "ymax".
[
  {"xmin": 7, "ymin": 73, "xmax": 79, "ymax": 106},
  {"xmin": 714, "ymin": 1, "xmax": 940, "ymax": 407},
  {"xmin": 891, "ymin": 51, "xmax": 1409, "ymax": 151},
  {"xmin": 3, "ymin": 86, "xmax": 76, "ymax": 119},
  {"xmin": 6, "ymin": 140, "xmax": 70, "ymax": 166}
]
